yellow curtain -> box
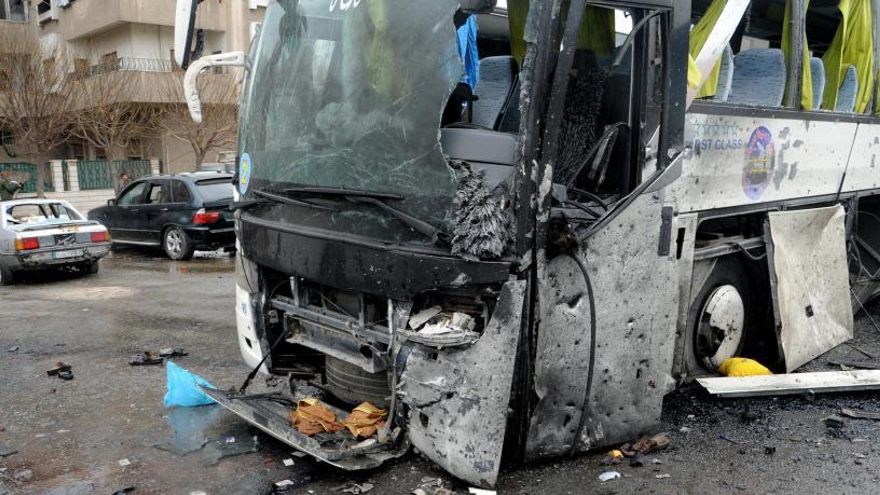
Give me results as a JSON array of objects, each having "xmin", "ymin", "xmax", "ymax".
[
  {"xmin": 689, "ymin": 0, "xmax": 727, "ymax": 98},
  {"xmin": 508, "ymin": 1, "xmax": 616, "ymax": 66},
  {"xmin": 508, "ymin": 0, "xmax": 529, "ymax": 66},
  {"xmin": 782, "ymin": 0, "xmax": 813, "ymax": 109},
  {"xmin": 822, "ymin": 0, "xmax": 874, "ymax": 112}
]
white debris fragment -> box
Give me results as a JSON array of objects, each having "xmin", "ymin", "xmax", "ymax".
[
  {"xmin": 275, "ymin": 480, "xmax": 295, "ymax": 488},
  {"xmin": 656, "ymin": 474, "xmax": 671, "ymax": 479},
  {"xmin": 118, "ymin": 458, "xmax": 131, "ymax": 467},
  {"xmin": 468, "ymin": 488, "xmax": 496, "ymax": 495},
  {"xmin": 419, "ymin": 312, "xmax": 476, "ymax": 335},
  {"xmin": 409, "ymin": 306, "xmax": 442, "ymax": 329},
  {"xmin": 190, "ymin": 491, "xmax": 207, "ymax": 495},
  {"xmin": 282, "ymin": 458, "xmax": 295, "ymax": 467},
  {"xmin": 598, "ymin": 471, "xmax": 621, "ymax": 482},
  {"xmin": 291, "ymin": 451, "xmax": 308, "ymax": 458}
]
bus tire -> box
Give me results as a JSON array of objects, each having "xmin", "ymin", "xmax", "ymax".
[{"xmin": 687, "ymin": 256, "xmax": 752, "ymax": 373}]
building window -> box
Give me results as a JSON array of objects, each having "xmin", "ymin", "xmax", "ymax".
[{"xmin": 1, "ymin": 0, "xmax": 28, "ymax": 21}]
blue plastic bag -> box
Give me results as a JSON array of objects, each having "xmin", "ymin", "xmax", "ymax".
[{"xmin": 163, "ymin": 361, "xmax": 217, "ymax": 408}]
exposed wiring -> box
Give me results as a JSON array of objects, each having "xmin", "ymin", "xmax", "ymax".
[
  {"xmin": 563, "ymin": 201, "xmax": 601, "ymax": 219},
  {"xmin": 851, "ymin": 286, "xmax": 880, "ymax": 336},
  {"xmin": 568, "ymin": 188, "xmax": 609, "ymax": 210},
  {"xmin": 725, "ymin": 241, "xmax": 767, "ymax": 261},
  {"xmin": 566, "ymin": 253, "xmax": 597, "ymax": 456},
  {"xmin": 238, "ymin": 328, "xmax": 290, "ymax": 394}
]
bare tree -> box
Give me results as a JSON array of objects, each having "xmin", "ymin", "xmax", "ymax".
[
  {"xmin": 67, "ymin": 65, "xmax": 158, "ymax": 191},
  {"xmin": 152, "ymin": 72, "xmax": 239, "ymax": 170},
  {"xmin": 0, "ymin": 27, "xmax": 77, "ymax": 196}
]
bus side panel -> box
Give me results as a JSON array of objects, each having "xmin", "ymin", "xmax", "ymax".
[
  {"xmin": 842, "ymin": 123, "xmax": 880, "ymax": 193},
  {"xmin": 526, "ymin": 192, "xmax": 679, "ymax": 456},
  {"xmin": 673, "ymin": 113, "xmax": 857, "ymax": 214}
]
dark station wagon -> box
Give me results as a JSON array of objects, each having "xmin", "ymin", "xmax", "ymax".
[{"xmin": 88, "ymin": 172, "xmax": 235, "ymax": 260}]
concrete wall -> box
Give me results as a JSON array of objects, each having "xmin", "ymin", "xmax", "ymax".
[{"xmin": 44, "ymin": 189, "xmax": 115, "ymax": 216}]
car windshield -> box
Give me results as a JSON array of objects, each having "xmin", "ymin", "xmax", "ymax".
[
  {"xmin": 5, "ymin": 203, "xmax": 81, "ymax": 226},
  {"xmin": 197, "ymin": 180, "xmax": 234, "ymax": 203},
  {"xmin": 239, "ymin": 0, "xmax": 462, "ymax": 234}
]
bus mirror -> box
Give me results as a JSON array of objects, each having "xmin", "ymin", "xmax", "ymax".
[
  {"xmin": 460, "ymin": 0, "xmax": 497, "ymax": 14},
  {"xmin": 184, "ymin": 51, "xmax": 246, "ymax": 123},
  {"xmin": 174, "ymin": 0, "xmax": 199, "ymax": 69}
]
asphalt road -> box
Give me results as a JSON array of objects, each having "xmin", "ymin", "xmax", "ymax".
[{"xmin": 2, "ymin": 248, "xmax": 880, "ymax": 494}]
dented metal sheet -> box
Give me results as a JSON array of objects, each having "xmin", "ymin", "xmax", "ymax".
[
  {"xmin": 768, "ymin": 205, "xmax": 853, "ymax": 372},
  {"xmin": 400, "ymin": 280, "xmax": 525, "ymax": 488},
  {"xmin": 673, "ymin": 112, "xmax": 857, "ymax": 214},
  {"xmin": 527, "ymin": 193, "xmax": 679, "ymax": 458}
]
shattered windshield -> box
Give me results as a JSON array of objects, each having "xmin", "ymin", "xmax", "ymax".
[{"xmin": 240, "ymin": 0, "xmax": 462, "ymax": 234}]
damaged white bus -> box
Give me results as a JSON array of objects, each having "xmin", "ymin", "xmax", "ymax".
[{"xmin": 177, "ymin": 0, "xmax": 880, "ymax": 486}]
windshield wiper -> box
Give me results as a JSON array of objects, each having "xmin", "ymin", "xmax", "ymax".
[
  {"xmin": 284, "ymin": 186, "xmax": 405, "ymax": 200},
  {"xmin": 284, "ymin": 188, "xmax": 447, "ymax": 245},
  {"xmin": 230, "ymin": 189, "xmax": 337, "ymax": 212}
]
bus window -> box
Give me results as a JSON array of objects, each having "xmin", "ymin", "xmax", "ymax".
[
  {"xmin": 553, "ymin": 6, "xmax": 665, "ymax": 196},
  {"xmin": 806, "ymin": 0, "xmax": 874, "ymax": 113},
  {"xmin": 690, "ymin": 0, "xmax": 792, "ymax": 109}
]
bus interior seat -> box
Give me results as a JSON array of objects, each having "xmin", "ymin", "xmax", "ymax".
[
  {"xmin": 727, "ymin": 48, "xmax": 786, "ymax": 107},
  {"xmin": 835, "ymin": 64, "xmax": 858, "ymax": 113},
  {"xmin": 712, "ymin": 45, "xmax": 734, "ymax": 102},
  {"xmin": 440, "ymin": 128, "xmax": 517, "ymax": 190},
  {"xmin": 472, "ymin": 56, "xmax": 518, "ymax": 128},
  {"xmin": 810, "ymin": 57, "xmax": 825, "ymax": 110}
]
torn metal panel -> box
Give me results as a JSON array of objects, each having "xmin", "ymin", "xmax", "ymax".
[
  {"xmin": 400, "ymin": 280, "xmax": 525, "ymax": 488},
  {"xmin": 527, "ymin": 193, "xmax": 679, "ymax": 458},
  {"xmin": 768, "ymin": 205, "xmax": 853, "ymax": 372},
  {"xmin": 671, "ymin": 213, "xmax": 699, "ymax": 379},
  {"xmin": 697, "ymin": 370, "xmax": 880, "ymax": 398}
]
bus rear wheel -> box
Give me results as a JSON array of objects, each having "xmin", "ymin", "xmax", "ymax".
[{"xmin": 688, "ymin": 257, "xmax": 751, "ymax": 372}]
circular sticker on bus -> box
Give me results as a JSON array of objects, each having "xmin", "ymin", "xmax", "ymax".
[
  {"xmin": 742, "ymin": 126, "xmax": 775, "ymax": 200},
  {"xmin": 238, "ymin": 152, "xmax": 252, "ymax": 195}
]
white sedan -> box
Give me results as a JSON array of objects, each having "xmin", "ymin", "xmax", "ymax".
[{"xmin": 0, "ymin": 199, "xmax": 111, "ymax": 285}]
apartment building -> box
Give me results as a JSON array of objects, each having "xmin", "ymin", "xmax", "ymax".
[{"xmin": 1, "ymin": 0, "xmax": 266, "ymax": 172}]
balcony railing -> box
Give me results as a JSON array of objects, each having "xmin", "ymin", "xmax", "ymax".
[{"xmin": 86, "ymin": 57, "xmax": 176, "ymax": 78}]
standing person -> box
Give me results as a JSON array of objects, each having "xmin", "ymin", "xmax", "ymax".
[
  {"xmin": 0, "ymin": 170, "xmax": 22, "ymax": 201},
  {"xmin": 117, "ymin": 171, "xmax": 131, "ymax": 194}
]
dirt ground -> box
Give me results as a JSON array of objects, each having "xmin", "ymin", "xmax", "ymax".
[{"xmin": 3, "ymin": 248, "xmax": 880, "ymax": 494}]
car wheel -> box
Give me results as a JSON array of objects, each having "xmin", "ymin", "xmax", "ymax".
[
  {"xmin": 163, "ymin": 226, "xmax": 195, "ymax": 261},
  {"xmin": 0, "ymin": 261, "xmax": 15, "ymax": 286}
]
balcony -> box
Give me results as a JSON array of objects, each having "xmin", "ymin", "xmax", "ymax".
[
  {"xmin": 54, "ymin": 0, "xmax": 225, "ymax": 41},
  {"xmin": 85, "ymin": 57, "xmax": 175, "ymax": 78}
]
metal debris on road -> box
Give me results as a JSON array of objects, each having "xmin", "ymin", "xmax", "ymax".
[
  {"xmin": 282, "ymin": 458, "xmax": 295, "ymax": 467},
  {"xmin": 655, "ymin": 474, "xmax": 671, "ymax": 479},
  {"xmin": 118, "ymin": 458, "xmax": 132, "ymax": 467},
  {"xmin": 697, "ymin": 370, "xmax": 880, "ymax": 398},
  {"xmin": 822, "ymin": 415, "xmax": 846, "ymax": 428},
  {"xmin": 340, "ymin": 482, "xmax": 374, "ymax": 494},
  {"xmin": 598, "ymin": 470, "xmax": 621, "ymax": 482},
  {"xmin": 129, "ymin": 352, "xmax": 163, "ymax": 366},
  {"xmin": 7, "ymin": 345, "xmax": 18, "ymax": 353},
  {"xmin": 46, "ymin": 362, "xmax": 73, "ymax": 380},
  {"xmin": 159, "ymin": 347, "xmax": 189, "ymax": 358},
  {"xmin": 468, "ymin": 488, "xmax": 496, "ymax": 495},
  {"xmin": 841, "ymin": 407, "xmax": 880, "ymax": 420}
]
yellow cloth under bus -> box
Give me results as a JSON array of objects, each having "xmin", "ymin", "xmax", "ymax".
[{"xmin": 822, "ymin": 0, "xmax": 874, "ymax": 112}]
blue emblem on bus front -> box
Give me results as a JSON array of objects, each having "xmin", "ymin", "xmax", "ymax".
[{"xmin": 238, "ymin": 152, "xmax": 252, "ymax": 195}]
